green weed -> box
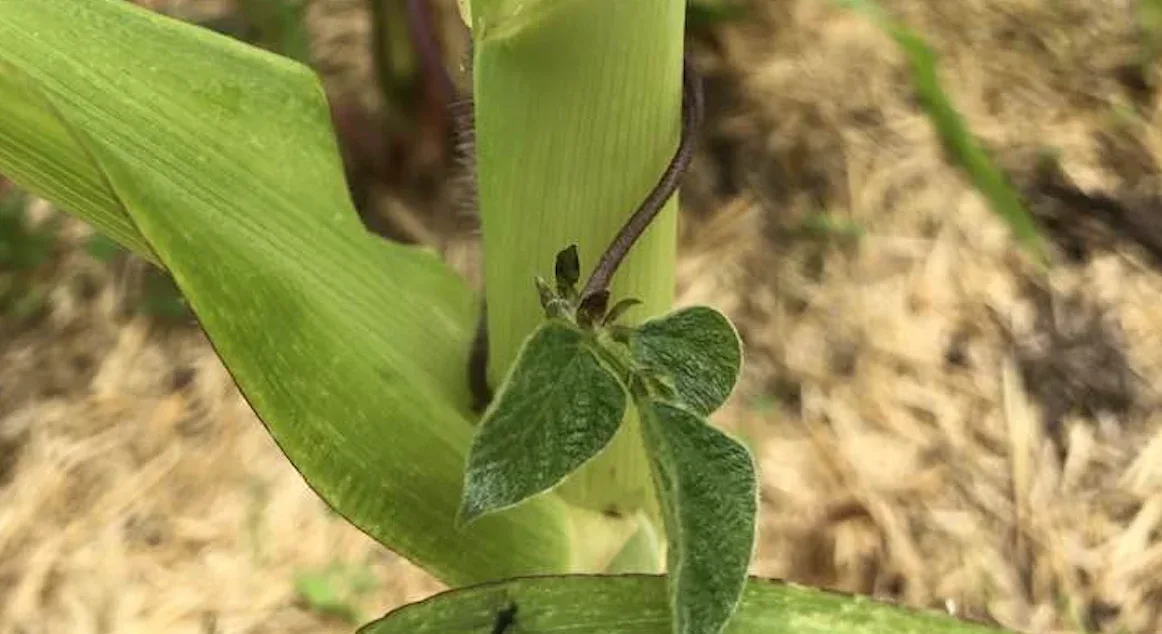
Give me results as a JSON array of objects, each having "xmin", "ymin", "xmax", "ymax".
[
  {"xmin": 0, "ymin": 186, "xmax": 56, "ymax": 323},
  {"xmin": 798, "ymin": 211, "xmax": 866, "ymax": 243},
  {"xmin": 834, "ymin": 0, "xmax": 1046, "ymax": 264},
  {"xmin": 294, "ymin": 561, "xmax": 378, "ymax": 624}
]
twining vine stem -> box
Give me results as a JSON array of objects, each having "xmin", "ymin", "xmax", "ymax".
[{"xmin": 579, "ymin": 54, "xmax": 704, "ymax": 301}]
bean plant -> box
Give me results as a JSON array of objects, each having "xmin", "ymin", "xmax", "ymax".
[{"xmin": 0, "ymin": 0, "xmax": 1024, "ymax": 632}]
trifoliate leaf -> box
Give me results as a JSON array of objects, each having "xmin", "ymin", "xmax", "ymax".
[
  {"xmin": 629, "ymin": 306, "xmax": 742, "ymax": 416},
  {"xmin": 459, "ymin": 320, "xmax": 627, "ymax": 524},
  {"xmin": 639, "ymin": 399, "xmax": 757, "ymax": 634}
]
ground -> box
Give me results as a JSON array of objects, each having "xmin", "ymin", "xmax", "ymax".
[{"xmin": 2, "ymin": 0, "xmax": 1162, "ymax": 632}]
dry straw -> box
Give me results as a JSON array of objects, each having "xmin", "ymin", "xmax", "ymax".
[{"xmin": 3, "ymin": 0, "xmax": 1162, "ymax": 632}]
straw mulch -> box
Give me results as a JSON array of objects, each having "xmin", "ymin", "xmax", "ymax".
[{"xmin": 2, "ymin": 0, "xmax": 1161, "ymax": 632}]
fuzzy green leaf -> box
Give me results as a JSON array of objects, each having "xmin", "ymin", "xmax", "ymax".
[
  {"xmin": 630, "ymin": 306, "xmax": 742, "ymax": 416},
  {"xmin": 639, "ymin": 400, "xmax": 757, "ymax": 634},
  {"xmin": 459, "ymin": 319, "xmax": 628, "ymax": 523}
]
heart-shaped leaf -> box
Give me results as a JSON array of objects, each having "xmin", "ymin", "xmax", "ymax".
[
  {"xmin": 459, "ymin": 319, "xmax": 628, "ymax": 523},
  {"xmin": 639, "ymin": 399, "xmax": 757, "ymax": 634},
  {"xmin": 630, "ymin": 306, "xmax": 742, "ymax": 416}
]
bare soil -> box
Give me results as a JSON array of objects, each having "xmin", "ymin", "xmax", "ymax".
[{"xmin": 3, "ymin": 0, "xmax": 1162, "ymax": 632}]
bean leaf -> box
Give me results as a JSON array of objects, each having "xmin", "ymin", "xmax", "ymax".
[
  {"xmin": 630, "ymin": 306, "xmax": 742, "ymax": 416},
  {"xmin": 459, "ymin": 319, "xmax": 627, "ymax": 524},
  {"xmin": 639, "ymin": 399, "xmax": 756, "ymax": 634}
]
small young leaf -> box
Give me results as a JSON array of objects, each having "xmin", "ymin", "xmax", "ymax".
[
  {"xmin": 603, "ymin": 297, "xmax": 642, "ymax": 326},
  {"xmin": 555, "ymin": 244, "xmax": 581, "ymax": 295},
  {"xmin": 629, "ymin": 306, "xmax": 742, "ymax": 416},
  {"xmin": 459, "ymin": 320, "xmax": 627, "ymax": 524},
  {"xmin": 535, "ymin": 275, "xmax": 555, "ymax": 310},
  {"xmin": 535, "ymin": 275, "xmax": 571, "ymax": 320},
  {"xmin": 638, "ymin": 368, "xmax": 680, "ymax": 404},
  {"xmin": 639, "ymin": 399, "xmax": 757, "ymax": 634}
]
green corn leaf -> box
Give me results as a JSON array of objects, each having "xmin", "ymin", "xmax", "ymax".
[
  {"xmin": 0, "ymin": 0, "xmax": 570, "ymax": 585},
  {"xmin": 0, "ymin": 56, "xmax": 156, "ymax": 265},
  {"xmin": 360, "ymin": 574, "xmax": 1011, "ymax": 633},
  {"xmin": 460, "ymin": 319, "xmax": 628, "ymax": 523},
  {"xmin": 831, "ymin": 0, "xmax": 1046, "ymax": 263},
  {"xmin": 629, "ymin": 306, "xmax": 743, "ymax": 416},
  {"xmin": 638, "ymin": 399, "xmax": 756, "ymax": 634}
]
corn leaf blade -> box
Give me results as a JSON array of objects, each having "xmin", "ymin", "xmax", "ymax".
[
  {"xmin": 359, "ymin": 574, "xmax": 1012, "ymax": 633},
  {"xmin": 0, "ymin": 0, "xmax": 570, "ymax": 584}
]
